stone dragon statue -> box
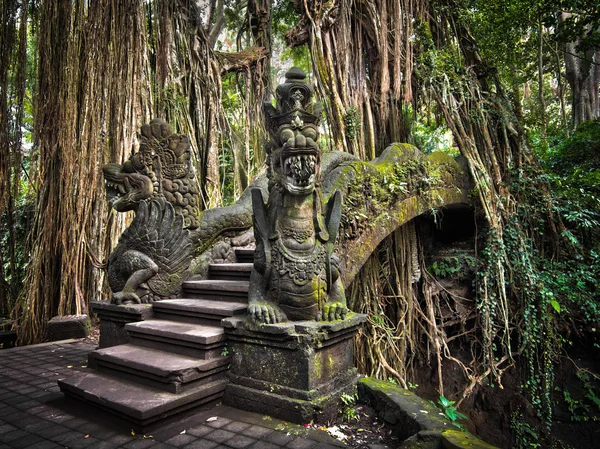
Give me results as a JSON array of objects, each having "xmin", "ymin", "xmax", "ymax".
[
  {"xmin": 104, "ymin": 119, "xmax": 259, "ymax": 304},
  {"xmin": 248, "ymin": 67, "xmax": 348, "ymax": 323}
]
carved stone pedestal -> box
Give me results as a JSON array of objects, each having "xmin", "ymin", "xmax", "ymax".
[
  {"xmin": 222, "ymin": 313, "xmax": 366, "ymax": 424},
  {"xmin": 91, "ymin": 301, "xmax": 153, "ymax": 348}
]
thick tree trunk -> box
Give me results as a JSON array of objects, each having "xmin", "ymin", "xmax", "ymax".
[
  {"xmin": 15, "ymin": 0, "xmax": 153, "ymax": 343},
  {"xmin": 562, "ymin": 13, "xmax": 600, "ymax": 128}
]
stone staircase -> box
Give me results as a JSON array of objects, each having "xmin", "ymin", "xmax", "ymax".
[{"xmin": 58, "ymin": 249, "xmax": 253, "ymax": 428}]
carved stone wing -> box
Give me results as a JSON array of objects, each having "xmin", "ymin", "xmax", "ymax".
[{"xmin": 118, "ymin": 199, "xmax": 192, "ymax": 297}]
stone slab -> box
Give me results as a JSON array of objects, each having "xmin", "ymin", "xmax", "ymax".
[
  {"xmin": 183, "ymin": 280, "xmax": 249, "ymax": 292},
  {"xmin": 125, "ymin": 320, "xmax": 225, "ymax": 345},
  {"xmin": 46, "ymin": 315, "xmax": 90, "ymax": 341},
  {"xmin": 125, "ymin": 319, "xmax": 226, "ymax": 359},
  {"xmin": 88, "ymin": 344, "xmax": 229, "ymax": 383},
  {"xmin": 209, "ymin": 263, "xmax": 253, "ymax": 281},
  {"xmin": 182, "ymin": 280, "xmax": 249, "ymax": 301},
  {"xmin": 58, "ymin": 371, "xmax": 227, "ymax": 427},
  {"xmin": 152, "ymin": 299, "xmax": 248, "ymax": 325},
  {"xmin": 234, "ymin": 248, "xmax": 255, "ymax": 263}
]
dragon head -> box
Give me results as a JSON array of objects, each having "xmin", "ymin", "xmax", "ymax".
[
  {"xmin": 103, "ymin": 119, "xmax": 201, "ymax": 228},
  {"xmin": 264, "ymin": 67, "xmax": 322, "ymax": 196},
  {"xmin": 103, "ymin": 161, "xmax": 154, "ymax": 212}
]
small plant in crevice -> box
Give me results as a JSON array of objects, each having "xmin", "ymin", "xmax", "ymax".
[
  {"xmin": 220, "ymin": 346, "xmax": 229, "ymax": 357},
  {"xmin": 340, "ymin": 391, "xmax": 360, "ymax": 422}
]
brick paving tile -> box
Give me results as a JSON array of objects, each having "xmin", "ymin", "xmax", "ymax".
[
  {"xmin": 205, "ymin": 417, "xmax": 232, "ymax": 429},
  {"xmin": 46, "ymin": 410, "xmax": 78, "ymax": 424},
  {"xmin": 107, "ymin": 432, "xmax": 138, "ymax": 445},
  {"xmin": 51, "ymin": 430, "xmax": 87, "ymax": 445},
  {"xmin": 63, "ymin": 417, "xmax": 89, "ymax": 429},
  {"xmin": 313, "ymin": 443, "xmax": 342, "ymax": 449},
  {"xmin": 14, "ymin": 386, "xmax": 38, "ymax": 395},
  {"xmin": 186, "ymin": 425, "xmax": 215, "ymax": 438},
  {"xmin": 65, "ymin": 435, "xmax": 103, "ymax": 448},
  {"xmin": 0, "ymin": 423, "xmax": 16, "ymax": 434},
  {"xmin": 248, "ymin": 442, "xmax": 280, "ymax": 449},
  {"xmin": 264, "ymin": 431, "xmax": 295, "ymax": 446},
  {"xmin": 0, "ymin": 429, "xmax": 28, "ymax": 443},
  {"xmin": 285, "ymin": 438, "xmax": 317, "ymax": 449},
  {"xmin": 23, "ymin": 419, "xmax": 55, "ymax": 433},
  {"xmin": 205, "ymin": 429, "xmax": 236, "ymax": 444},
  {"xmin": 5, "ymin": 411, "xmax": 30, "ymax": 424},
  {"xmin": 12, "ymin": 415, "xmax": 42, "ymax": 429},
  {"xmin": 151, "ymin": 443, "xmax": 180, "ymax": 449},
  {"xmin": 16, "ymin": 399, "xmax": 42, "ymax": 411},
  {"xmin": 182, "ymin": 440, "xmax": 219, "ymax": 449},
  {"xmin": 123, "ymin": 437, "xmax": 160, "ymax": 449},
  {"xmin": 25, "ymin": 441, "xmax": 64, "ymax": 449},
  {"xmin": 165, "ymin": 434, "xmax": 197, "ymax": 447},
  {"xmin": 34, "ymin": 424, "xmax": 71, "ymax": 439},
  {"xmin": 77, "ymin": 421, "xmax": 109, "ymax": 435},
  {"xmin": 224, "ymin": 434, "xmax": 257, "ymax": 448},
  {"xmin": 29, "ymin": 390, "xmax": 55, "ymax": 399},
  {"xmin": 2, "ymin": 395, "xmax": 24, "ymax": 406},
  {"xmin": 10, "ymin": 434, "xmax": 46, "ymax": 448},
  {"xmin": 222, "ymin": 421, "xmax": 251, "ymax": 433},
  {"xmin": 0, "ymin": 392, "xmax": 18, "ymax": 401},
  {"xmin": 241, "ymin": 425, "xmax": 273, "ymax": 439},
  {"xmin": 26, "ymin": 404, "xmax": 51, "ymax": 415},
  {"xmin": 88, "ymin": 440, "xmax": 120, "ymax": 449}
]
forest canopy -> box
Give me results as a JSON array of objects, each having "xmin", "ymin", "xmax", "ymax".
[{"xmin": 0, "ymin": 0, "xmax": 599, "ymax": 446}]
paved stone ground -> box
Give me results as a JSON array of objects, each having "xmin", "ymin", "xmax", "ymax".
[{"xmin": 0, "ymin": 340, "xmax": 346, "ymax": 449}]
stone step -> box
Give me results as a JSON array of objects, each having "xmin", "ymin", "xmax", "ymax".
[
  {"xmin": 88, "ymin": 344, "xmax": 230, "ymax": 394},
  {"xmin": 235, "ymin": 248, "xmax": 255, "ymax": 263},
  {"xmin": 153, "ymin": 299, "xmax": 248, "ymax": 325},
  {"xmin": 182, "ymin": 280, "xmax": 249, "ymax": 302},
  {"xmin": 125, "ymin": 320, "xmax": 226, "ymax": 359},
  {"xmin": 208, "ymin": 263, "xmax": 253, "ymax": 281},
  {"xmin": 59, "ymin": 371, "xmax": 227, "ymax": 428}
]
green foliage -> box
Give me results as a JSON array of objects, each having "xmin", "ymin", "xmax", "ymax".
[
  {"xmin": 344, "ymin": 107, "xmax": 360, "ymax": 141},
  {"xmin": 562, "ymin": 369, "xmax": 600, "ymax": 422},
  {"xmin": 0, "ymin": 163, "xmax": 35, "ymax": 314},
  {"xmin": 510, "ymin": 412, "xmax": 541, "ymax": 449},
  {"xmin": 411, "ymin": 121, "xmax": 458, "ymax": 156},
  {"xmin": 339, "ymin": 391, "xmax": 360, "ymax": 422},
  {"xmin": 430, "ymin": 253, "xmax": 477, "ymax": 280},
  {"xmin": 435, "ymin": 396, "xmax": 468, "ymax": 429}
]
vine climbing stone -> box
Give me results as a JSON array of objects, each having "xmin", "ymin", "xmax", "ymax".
[{"xmin": 248, "ymin": 67, "xmax": 347, "ymax": 323}]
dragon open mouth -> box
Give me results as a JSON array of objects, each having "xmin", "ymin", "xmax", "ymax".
[
  {"xmin": 103, "ymin": 163, "xmax": 154, "ymax": 212},
  {"xmin": 105, "ymin": 180, "xmax": 127, "ymax": 206},
  {"xmin": 282, "ymin": 152, "xmax": 318, "ymax": 193}
]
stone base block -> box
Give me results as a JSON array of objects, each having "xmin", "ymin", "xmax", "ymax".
[
  {"xmin": 46, "ymin": 315, "xmax": 91, "ymax": 341},
  {"xmin": 91, "ymin": 301, "xmax": 153, "ymax": 348},
  {"xmin": 223, "ymin": 313, "xmax": 366, "ymax": 424}
]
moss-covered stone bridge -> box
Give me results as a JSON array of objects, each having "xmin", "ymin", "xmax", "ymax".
[{"xmin": 321, "ymin": 143, "xmax": 471, "ymax": 287}]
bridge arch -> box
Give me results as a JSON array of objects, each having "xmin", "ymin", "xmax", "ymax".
[{"xmin": 319, "ymin": 143, "xmax": 472, "ymax": 288}]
